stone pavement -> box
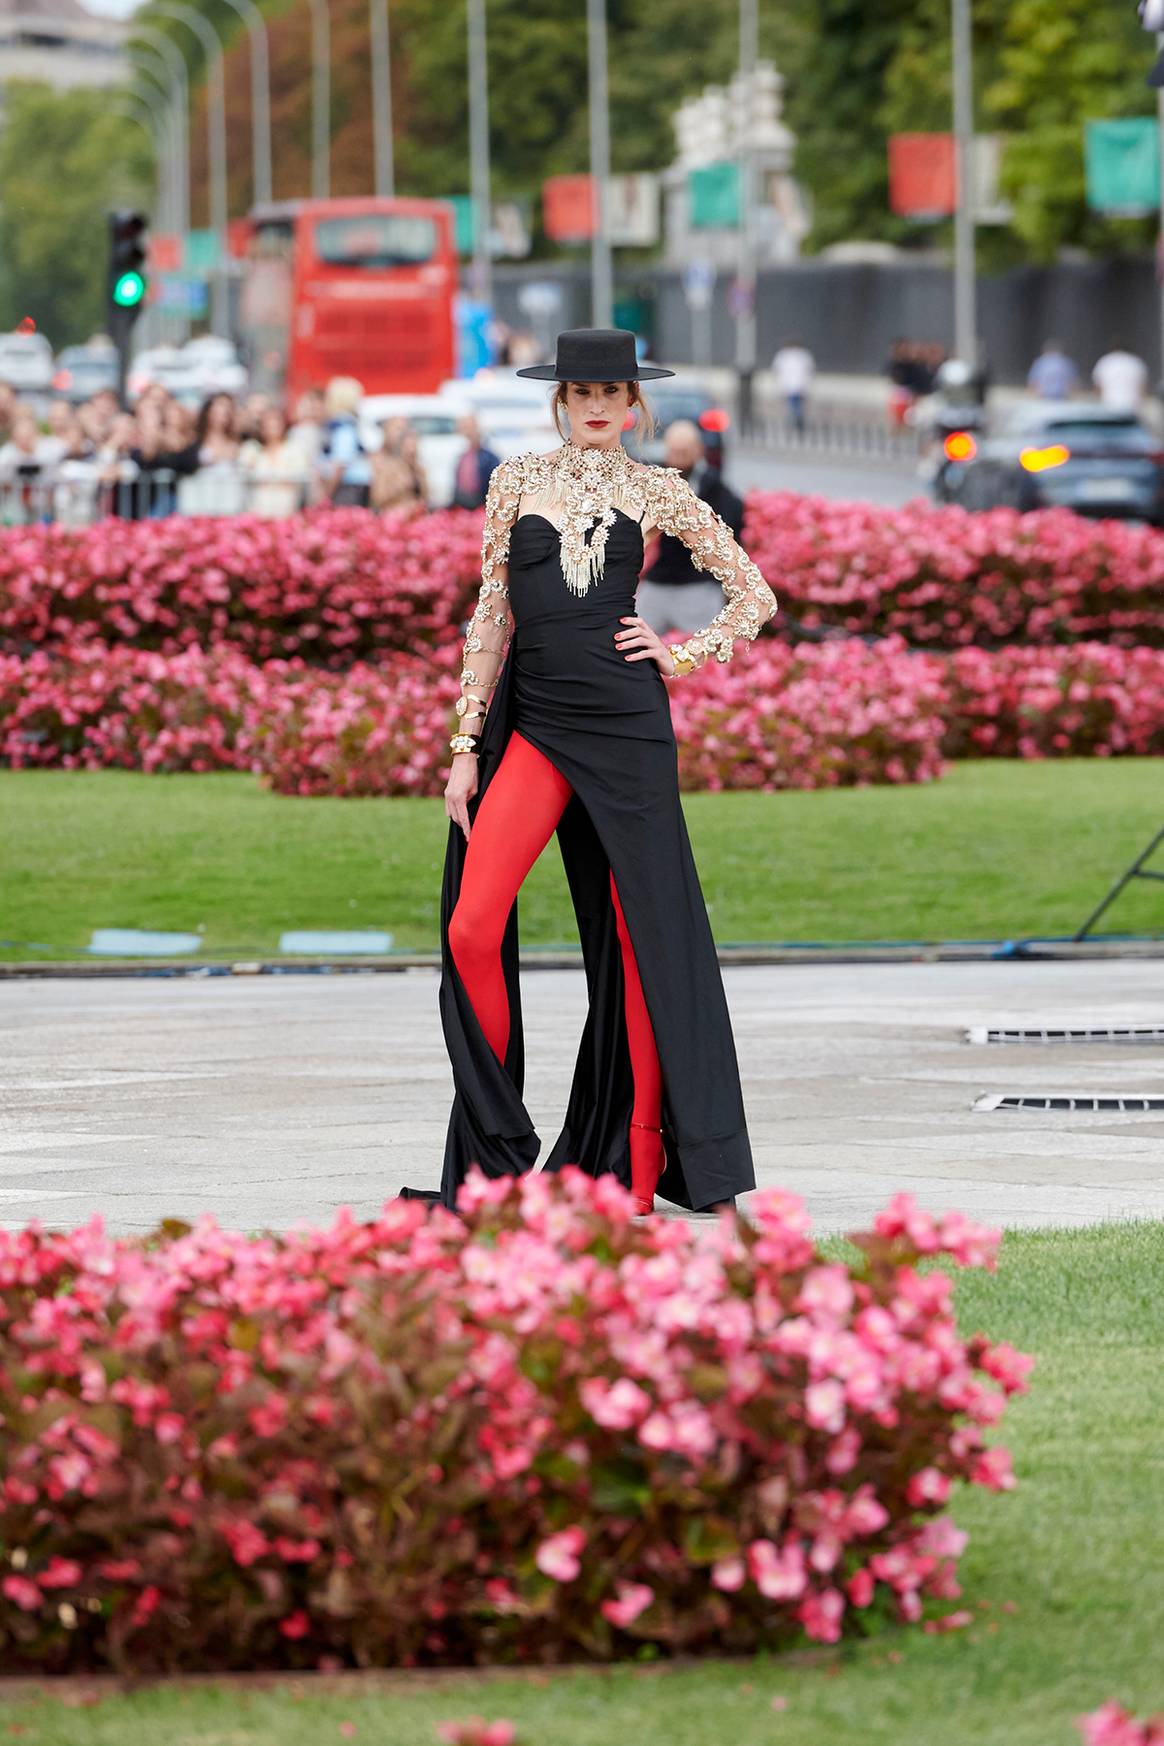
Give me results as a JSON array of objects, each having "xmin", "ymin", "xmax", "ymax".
[{"xmin": 0, "ymin": 959, "xmax": 1161, "ymax": 1237}]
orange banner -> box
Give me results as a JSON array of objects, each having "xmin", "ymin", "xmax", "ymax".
[
  {"xmin": 542, "ymin": 174, "xmax": 595, "ymax": 242},
  {"xmin": 888, "ymin": 134, "xmax": 956, "ymax": 217}
]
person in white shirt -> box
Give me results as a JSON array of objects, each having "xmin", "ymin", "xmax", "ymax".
[
  {"xmin": 771, "ymin": 336, "xmax": 815, "ymax": 433},
  {"xmin": 1092, "ymin": 344, "xmax": 1148, "ymax": 414}
]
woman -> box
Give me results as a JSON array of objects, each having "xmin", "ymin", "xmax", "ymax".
[
  {"xmin": 370, "ymin": 418, "xmax": 427, "ymax": 515},
  {"xmin": 240, "ymin": 405, "xmax": 309, "ymax": 518},
  {"xmin": 178, "ymin": 392, "xmax": 246, "ymax": 516},
  {"xmin": 407, "ymin": 328, "xmax": 778, "ymax": 1218}
]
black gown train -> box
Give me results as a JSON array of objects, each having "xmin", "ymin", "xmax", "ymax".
[{"xmin": 432, "ymin": 458, "xmax": 778, "ymax": 1215}]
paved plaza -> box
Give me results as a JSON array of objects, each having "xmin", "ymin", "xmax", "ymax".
[{"xmin": 0, "ymin": 958, "xmax": 1161, "ymax": 1236}]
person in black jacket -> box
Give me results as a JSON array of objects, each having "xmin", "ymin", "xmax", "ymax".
[
  {"xmin": 450, "ymin": 413, "xmax": 501, "ymax": 509},
  {"xmin": 636, "ymin": 420, "xmax": 747, "ymax": 639}
]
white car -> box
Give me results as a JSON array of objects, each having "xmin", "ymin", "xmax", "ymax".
[
  {"xmin": 181, "ymin": 335, "xmax": 248, "ymax": 399},
  {"xmin": 127, "ymin": 345, "xmax": 201, "ymax": 404},
  {"xmin": 0, "ymin": 329, "xmax": 54, "ymax": 395},
  {"xmin": 358, "ymin": 392, "xmax": 472, "ymax": 508},
  {"xmin": 438, "ymin": 368, "xmax": 558, "ymax": 460}
]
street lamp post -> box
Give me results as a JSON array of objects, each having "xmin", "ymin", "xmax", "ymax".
[
  {"xmin": 218, "ymin": 0, "xmax": 273, "ymax": 207},
  {"xmin": 308, "ymin": 0, "xmax": 330, "ymax": 200},
  {"xmin": 951, "ymin": 0, "xmax": 977, "ymax": 367},
  {"xmin": 370, "ymin": 0, "xmax": 395, "ymax": 198},
  {"xmin": 734, "ymin": 0, "xmax": 758, "ymax": 434},
  {"xmin": 148, "ymin": 0, "xmax": 231, "ymax": 333},
  {"xmin": 129, "ymin": 26, "xmax": 190, "ymax": 240},
  {"xmin": 587, "ymin": 0, "xmax": 613, "ymax": 327},
  {"xmin": 466, "ymin": 0, "xmax": 491, "ymax": 306}
]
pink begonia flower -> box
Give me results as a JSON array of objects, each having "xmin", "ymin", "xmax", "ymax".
[
  {"xmin": 535, "ymin": 1526, "xmax": 586, "ymax": 1583},
  {"xmin": 438, "ymin": 1721, "xmax": 516, "ymax": 1746},
  {"xmin": 799, "ymin": 1587, "xmax": 845, "ymax": 1643},
  {"xmin": 579, "ymin": 1375, "xmax": 651, "ymax": 1430},
  {"xmin": 747, "ymin": 1539, "xmax": 807, "ymax": 1601},
  {"xmin": 907, "ymin": 1466, "xmax": 952, "ymax": 1508},
  {"xmin": 1, "ymin": 1575, "xmax": 41, "ymax": 1612},
  {"xmin": 601, "ymin": 1582, "xmax": 655, "ymax": 1628},
  {"xmin": 971, "ymin": 1446, "xmax": 1016, "ymax": 1492},
  {"xmin": 278, "ymin": 1610, "xmax": 311, "ymax": 1639},
  {"xmin": 923, "ymin": 1609, "xmax": 974, "ymax": 1634},
  {"xmin": 804, "ymin": 1379, "xmax": 846, "ymax": 1433},
  {"xmin": 978, "ymin": 1340, "xmax": 1036, "ymax": 1393},
  {"xmin": 846, "ymin": 1568, "xmax": 875, "ymax": 1609},
  {"xmin": 711, "ymin": 1557, "xmax": 746, "ymax": 1592},
  {"xmin": 1078, "ymin": 1704, "xmax": 1164, "ymax": 1746},
  {"xmin": 37, "ymin": 1557, "xmax": 83, "ymax": 1589}
]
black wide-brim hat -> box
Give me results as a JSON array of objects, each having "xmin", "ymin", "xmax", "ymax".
[{"xmin": 514, "ymin": 327, "xmax": 675, "ymax": 381}]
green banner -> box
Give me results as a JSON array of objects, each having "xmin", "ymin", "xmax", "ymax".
[
  {"xmin": 1084, "ymin": 118, "xmax": 1159, "ymax": 216},
  {"xmin": 447, "ymin": 195, "xmax": 475, "ymax": 255},
  {"xmin": 183, "ymin": 229, "xmax": 221, "ymax": 275},
  {"xmin": 688, "ymin": 162, "xmax": 740, "ymax": 229}
]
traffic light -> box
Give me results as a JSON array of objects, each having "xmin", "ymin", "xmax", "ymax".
[{"xmin": 106, "ymin": 210, "xmax": 148, "ymax": 404}]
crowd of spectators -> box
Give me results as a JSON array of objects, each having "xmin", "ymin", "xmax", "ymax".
[{"xmin": 0, "ymin": 374, "xmax": 474, "ymax": 525}]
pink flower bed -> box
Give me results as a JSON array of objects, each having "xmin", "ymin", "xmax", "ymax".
[
  {"xmin": 2, "ymin": 637, "xmax": 1160, "ymax": 793},
  {"xmin": 1080, "ymin": 1705, "xmax": 1164, "ymax": 1746},
  {"xmin": 744, "ymin": 493, "xmax": 1164, "ymax": 648},
  {"xmin": 0, "ymin": 1171, "xmax": 1028, "ymax": 1673},
  {"xmin": 1, "ymin": 497, "xmax": 1163, "ymax": 662},
  {"xmin": 0, "ymin": 508, "xmax": 483, "ymax": 666}
]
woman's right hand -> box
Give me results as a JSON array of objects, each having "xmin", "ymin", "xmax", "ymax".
[{"xmin": 445, "ymin": 751, "xmax": 479, "ymax": 842}]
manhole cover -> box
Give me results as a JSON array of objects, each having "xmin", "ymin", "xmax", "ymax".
[
  {"xmin": 973, "ymin": 1091, "xmax": 1164, "ymax": 1112},
  {"xmin": 966, "ymin": 1025, "xmax": 1164, "ymax": 1045}
]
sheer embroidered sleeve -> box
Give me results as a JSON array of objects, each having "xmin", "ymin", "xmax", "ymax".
[
  {"xmin": 642, "ymin": 466, "xmax": 778, "ymax": 673},
  {"xmin": 453, "ymin": 456, "xmax": 522, "ymax": 745}
]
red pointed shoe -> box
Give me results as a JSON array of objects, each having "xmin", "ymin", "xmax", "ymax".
[{"xmin": 629, "ymin": 1120, "xmax": 665, "ymax": 1217}]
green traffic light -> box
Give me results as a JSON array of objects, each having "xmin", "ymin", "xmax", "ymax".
[{"xmin": 112, "ymin": 270, "xmax": 146, "ymax": 309}]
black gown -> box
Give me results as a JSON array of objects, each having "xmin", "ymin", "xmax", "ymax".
[{"xmin": 433, "ymin": 504, "xmax": 757, "ymax": 1213}]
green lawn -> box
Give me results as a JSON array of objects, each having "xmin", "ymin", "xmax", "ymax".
[
  {"xmin": 1, "ymin": 760, "xmax": 1161, "ymax": 963},
  {"xmin": 1, "ymin": 1222, "xmax": 1160, "ymax": 1744}
]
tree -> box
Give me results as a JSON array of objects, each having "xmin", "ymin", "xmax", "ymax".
[{"xmin": 0, "ymin": 84, "xmax": 152, "ymax": 349}]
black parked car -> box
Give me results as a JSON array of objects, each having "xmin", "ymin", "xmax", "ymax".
[
  {"xmin": 623, "ymin": 377, "xmax": 731, "ymax": 470},
  {"xmin": 933, "ymin": 402, "xmax": 1164, "ymax": 523}
]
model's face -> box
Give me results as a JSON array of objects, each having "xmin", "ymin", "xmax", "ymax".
[{"xmin": 564, "ymin": 380, "xmax": 631, "ymax": 447}]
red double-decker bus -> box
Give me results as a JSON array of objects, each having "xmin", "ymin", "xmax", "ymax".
[{"xmin": 239, "ymin": 196, "xmax": 457, "ymax": 408}]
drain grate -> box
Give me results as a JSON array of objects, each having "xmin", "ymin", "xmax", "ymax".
[
  {"xmin": 966, "ymin": 1024, "xmax": 1164, "ymax": 1045},
  {"xmin": 974, "ymin": 1091, "xmax": 1164, "ymax": 1113}
]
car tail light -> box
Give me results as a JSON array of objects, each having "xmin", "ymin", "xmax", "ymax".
[
  {"xmin": 943, "ymin": 430, "xmax": 977, "ymax": 462},
  {"xmin": 52, "ymin": 369, "xmax": 72, "ymax": 391},
  {"xmin": 698, "ymin": 408, "xmax": 730, "ymax": 433},
  {"xmin": 1019, "ymin": 443, "xmax": 1071, "ymax": 473}
]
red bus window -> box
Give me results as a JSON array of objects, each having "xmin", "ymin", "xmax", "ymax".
[{"xmin": 314, "ymin": 215, "xmax": 437, "ymax": 268}]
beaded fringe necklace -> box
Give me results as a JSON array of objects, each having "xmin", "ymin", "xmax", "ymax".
[{"xmin": 544, "ymin": 439, "xmax": 647, "ymax": 600}]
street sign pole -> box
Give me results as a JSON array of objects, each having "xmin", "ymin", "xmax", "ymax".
[
  {"xmin": 951, "ymin": 0, "xmax": 977, "ymax": 367},
  {"xmin": 587, "ymin": 0, "xmax": 613, "ymax": 327},
  {"xmin": 735, "ymin": 0, "xmax": 758, "ymax": 434}
]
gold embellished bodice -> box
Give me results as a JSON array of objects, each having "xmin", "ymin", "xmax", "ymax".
[{"xmin": 452, "ymin": 442, "xmax": 779, "ymax": 743}]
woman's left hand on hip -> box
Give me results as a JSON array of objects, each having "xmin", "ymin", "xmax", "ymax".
[{"xmin": 614, "ymin": 615, "xmax": 674, "ymax": 676}]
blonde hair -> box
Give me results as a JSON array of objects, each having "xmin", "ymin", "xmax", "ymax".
[
  {"xmin": 551, "ymin": 381, "xmax": 657, "ymax": 441},
  {"xmin": 325, "ymin": 375, "xmax": 364, "ymax": 417}
]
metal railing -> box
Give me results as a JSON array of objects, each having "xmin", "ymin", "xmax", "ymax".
[
  {"xmin": 0, "ymin": 466, "xmax": 316, "ymax": 527},
  {"xmin": 748, "ymin": 403, "xmax": 927, "ymax": 465}
]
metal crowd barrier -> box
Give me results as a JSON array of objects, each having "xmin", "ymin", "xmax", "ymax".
[
  {"xmin": 0, "ymin": 468, "xmax": 315, "ymax": 528},
  {"xmin": 750, "ymin": 405, "xmax": 926, "ymax": 465}
]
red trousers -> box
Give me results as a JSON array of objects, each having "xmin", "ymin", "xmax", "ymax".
[{"xmin": 447, "ymin": 729, "xmax": 665, "ymax": 1201}]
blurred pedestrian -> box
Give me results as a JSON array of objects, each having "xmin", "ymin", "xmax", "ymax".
[
  {"xmin": 195, "ymin": 392, "xmax": 241, "ymax": 465},
  {"xmin": 771, "ymin": 335, "xmax": 815, "ymax": 434},
  {"xmin": 319, "ymin": 376, "xmax": 371, "ymax": 508},
  {"xmin": 241, "ymin": 405, "xmax": 309, "ymax": 517},
  {"xmin": 370, "ymin": 419, "xmax": 427, "ymax": 515},
  {"xmin": 1092, "ymin": 340, "xmax": 1148, "ymax": 413},
  {"xmin": 636, "ymin": 419, "xmax": 746, "ymax": 639},
  {"xmin": 450, "ymin": 412, "xmax": 500, "ymax": 509},
  {"xmin": 1027, "ymin": 338, "xmax": 1079, "ymax": 400}
]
